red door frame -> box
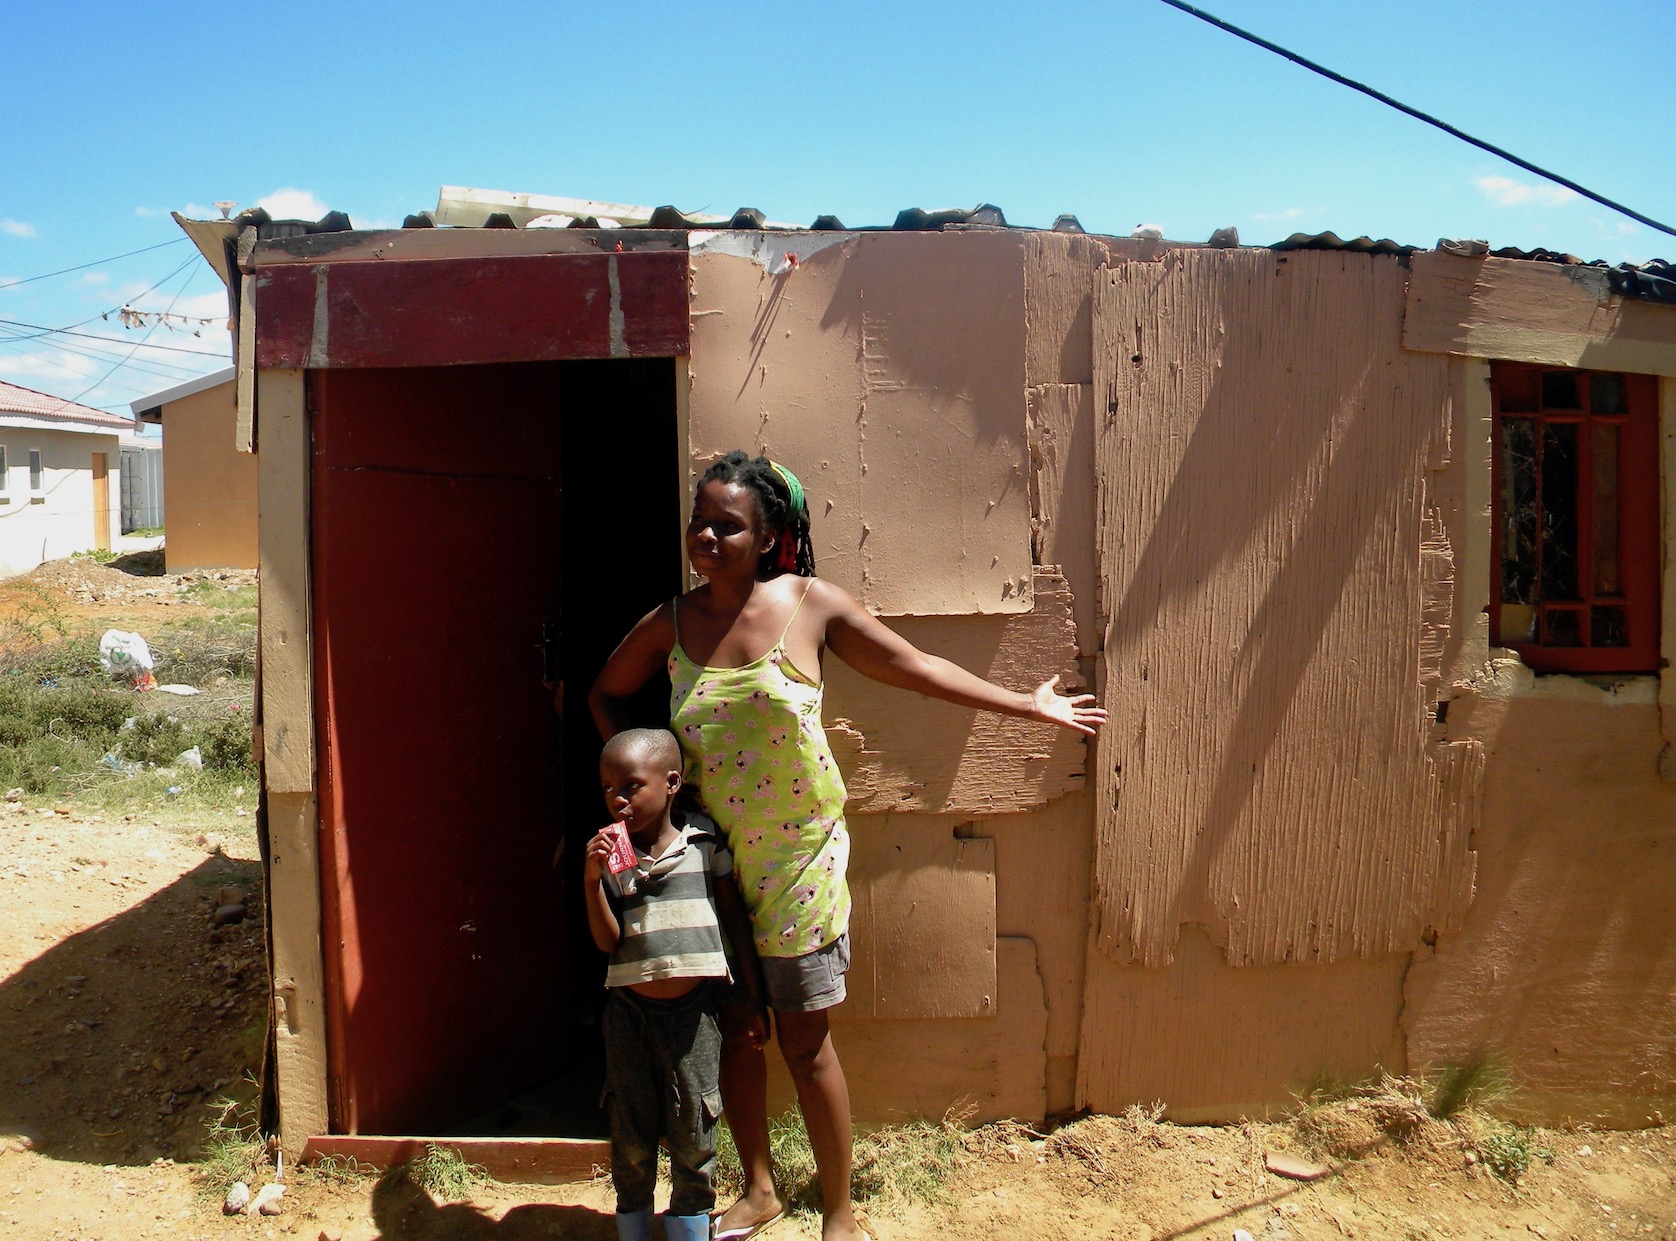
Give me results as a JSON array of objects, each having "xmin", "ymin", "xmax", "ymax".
[{"xmin": 258, "ymin": 244, "xmax": 689, "ymax": 1137}]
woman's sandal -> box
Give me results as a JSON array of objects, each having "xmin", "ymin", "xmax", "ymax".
[{"xmin": 710, "ymin": 1200, "xmax": 785, "ymax": 1241}]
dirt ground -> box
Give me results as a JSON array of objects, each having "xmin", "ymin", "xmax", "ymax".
[{"xmin": 2, "ymin": 557, "xmax": 1675, "ymax": 1240}]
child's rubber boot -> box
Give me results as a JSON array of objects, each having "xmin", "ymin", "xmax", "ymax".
[
  {"xmin": 662, "ymin": 1213, "xmax": 711, "ymax": 1241},
  {"xmin": 614, "ymin": 1206, "xmax": 653, "ymax": 1241}
]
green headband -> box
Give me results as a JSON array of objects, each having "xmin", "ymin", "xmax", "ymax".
[{"xmin": 768, "ymin": 461, "xmax": 806, "ymax": 520}]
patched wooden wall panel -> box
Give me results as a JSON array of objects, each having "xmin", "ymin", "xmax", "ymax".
[
  {"xmin": 1089, "ymin": 249, "xmax": 1480, "ymax": 972},
  {"xmin": 688, "ymin": 231, "xmax": 1034, "ymax": 616}
]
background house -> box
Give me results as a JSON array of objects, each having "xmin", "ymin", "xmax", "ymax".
[
  {"xmin": 131, "ymin": 367, "xmax": 256, "ymax": 571},
  {"xmin": 0, "ymin": 379, "xmax": 128, "ymax": 579},
  {"xmin": 184, "ymin": 202, "xmax": 1676, "ymax": 1172}
]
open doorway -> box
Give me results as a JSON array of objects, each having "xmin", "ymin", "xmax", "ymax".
[{"xmin": 309, "ymin": 357, "xmax": 680, "ymax": 1139}]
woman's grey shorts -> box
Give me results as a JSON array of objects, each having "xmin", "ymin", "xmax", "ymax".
[{"xmin": 760, "ymin": 932, "xmax": 851, "ymax": 1013}]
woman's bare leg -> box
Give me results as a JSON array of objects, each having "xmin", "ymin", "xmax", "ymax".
[
  {"xmin": 713, "ymin": 1003, "xmax": 782, "ymax": 1236},
  {"xmin": 775, "ymin": 1008, "xmax": 864, "ymax": 1241}
]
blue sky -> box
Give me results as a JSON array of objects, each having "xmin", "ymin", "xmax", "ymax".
[{"xmin": 4, "ymin": 0, "xmax": 1672, "ymax": 414}]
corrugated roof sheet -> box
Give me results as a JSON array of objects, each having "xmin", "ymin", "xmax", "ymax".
[
  {"xmin": 222, "ymin": 198, "xmax": 1676, "ymax": 304},
  {"xmin": 0, "ymin": 379, "xmax": 133, "ymax": 429}
]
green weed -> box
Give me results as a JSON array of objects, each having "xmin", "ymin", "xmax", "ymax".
[
  {"xmin": 716, "ymin": 1114, "xmax": 964, "ymax": 1217},
  {"xmin": 70, "ymin": 548, "xmax": 119, "ymax": 565},
  {"xmin": 406, "ymin": 1144, "xmax": 490, "ymax": 1200},
  {"xmin": 194, "ymin": 1090, "xmax": 267, "ymax": 1202},
  {"xmin": 1474, "ymin": 1123, "xmax": 1554, "ymax": 1182},
  {"xmin": 1427, "ymin": 1057, "xmax": 1512, "ymax": 1119}
]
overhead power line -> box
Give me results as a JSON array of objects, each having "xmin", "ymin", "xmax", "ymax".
[
  {"xmin": 0, "ymin": 318, "xmax": 229, "ymax": 358},
  {"xmin": 0, "ymin": 237, "xmax": 189, "ymax": 291},
  {"xmin": 1155, "ymin": 0, "xmax": 1676, "ymax": 241}
]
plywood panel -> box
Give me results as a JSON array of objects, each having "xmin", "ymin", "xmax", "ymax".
[
  {"xmin": 1027, "ymin": 384, "xmax": 1098, "ymax": 657},
  {"xmin": 1406, "ymin": 695, "xmax": 1676, "ymax": 1127},
  {"xmin": 1078, "ymin": 925, "xmax": 1406, "ymax": 1122},
  {"xmin": 766, "ymin": 937, "xmax": 1048, "ymax": 1125},
  {"xmin": 268, "ymin": 790, "xmax": 328, "ymax": 1156},
  {"xmin": 1090, "ymin": 249, "xmax": 1480, "ymax": 971},
  {"xmin": 985, "ymin": 789, "xmax": 1095, "ymax": 1113},
  {"xmin": 255, "ymin": 250, "xmax": 688, "ymax": 369},
  {"xmin": 1023, "ymin": 232, "xmax": 1110, "ymax": 387},
  {"xmin": 256, "ymin": 368, "xmax": 313, "ymax": 795},
  {"xmin": 1403, "ymin": 251, "xmax": 1676, "ymax": 376},
  {"xmin": 844, "ymin": 815, "xmax": 995, "ymax": 1019},
  {"xmin": 824, "ymin": 571, "xmax": 1090, "ymax": 814},
  {"xmin": 688, "ymin": 232, "xmax": 1032, "ymax": 615}
]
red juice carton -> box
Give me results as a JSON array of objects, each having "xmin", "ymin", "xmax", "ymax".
[{"xmin": 604, "ymin": 823, "xmax": 638, "ymax": 875}]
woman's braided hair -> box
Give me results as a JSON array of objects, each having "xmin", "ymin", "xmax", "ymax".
[{"xmin": 699, "ymin": 450, "xmax": 817, "ymax": 577}]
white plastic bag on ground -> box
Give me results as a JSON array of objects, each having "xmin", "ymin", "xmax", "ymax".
[
  {"xmin": 176, "ymin": 746, "xmax": 204, "ymax": 770},
  {"xmin": 98, "ymin": 629, "xmax": 154, "ymax": 675}
]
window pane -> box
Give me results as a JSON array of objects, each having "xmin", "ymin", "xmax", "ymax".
[
  {"xmin": 1589, "ymin": 373, "xmax": 1625, "ymax": 414},
  {"xmin": 1541, "ymin": 371, "xmax": 1580, "ymax": 409},
  {"xmin": 1497, "ymin": 367, "xmax": 1541, "ymax": 413},
  {"xmin": 1499, "ymin": 603, "xmax": 1537, "ymax": 644},
  {"xmin": 1593, "ymin": 424, "xmax": 1620, "ymax": 596},
  {"xmin": 1500, "ymin": 418, "xmax": 1538, "ymax": 603},
  {"xmin": 28, "ymin": 449, "xmax": 42, "ymax": 491},
  {"xmin": 1592, "ymin": 605, "xmax": 1629, "ymax": 647},
  {"xmin": 1539, "ymin": 422, "xmax": 1579, "ymax": 600},
  {"xmin": 1543, "ymin": 608, "xmax": 1582, "ymax": 646}
]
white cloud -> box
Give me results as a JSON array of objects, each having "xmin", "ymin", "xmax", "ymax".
[
  {"xmin": 1, "ymin": 219, "xmax": 37, "ymax": 238},
  {"xmin": 180, "ymin": 202, "xmax": 223, "ymax": 219},
  {"xmin": 1254, "ymin": 206, "xmax": 1319, "ymax": 222},
  {"xmin": 254, "ymin": 188, "xmax": 329, "ymax": 221},
  {"xmin": 1475, "ymin": 176, "xmax": 1579, "ymax": 208},
  {"xmin": 80, "ymin": 272, "xmax": 109, "ymax": 286},
  {"xmin": 135, "ymin": 206, "xmax": 161, "ymax": 219}
]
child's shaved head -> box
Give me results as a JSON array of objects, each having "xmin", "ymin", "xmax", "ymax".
[{"xmin": 601, "ymin": 727, "xmax": 681, "ymax": 773}]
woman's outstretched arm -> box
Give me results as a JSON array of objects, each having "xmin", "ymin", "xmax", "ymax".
[
  {"xmin": 588, "ymin": 602, "xmax": 677, "ymax": 741},
  {"xmin": 814, "ymin": 579, "xmax": 1107, "ymax": 735}
]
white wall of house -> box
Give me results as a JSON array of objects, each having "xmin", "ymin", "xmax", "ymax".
[{"xmin": 0, "ymin": 425, "xmax": 124, "ymax": 578}]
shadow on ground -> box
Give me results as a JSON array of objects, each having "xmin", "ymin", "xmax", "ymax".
[
  {"xmin": 0, "ymin": 853, "xmax": 266, "ymax": 1167},
  {"xmin": 371, "ymin": 1168, "xmax": 615, "ymax": 1240}
]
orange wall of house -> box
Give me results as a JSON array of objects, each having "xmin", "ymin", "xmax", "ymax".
[{"xmin": 162, "ymin": 381, "xmax": 257, "ymax": 570}]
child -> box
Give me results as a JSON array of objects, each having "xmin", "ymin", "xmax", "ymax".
[{"xmin": 583, "ymin": 727, "xmax": 764, "ymax": 1241}]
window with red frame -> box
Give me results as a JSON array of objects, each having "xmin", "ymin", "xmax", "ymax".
[{"xmin": 1490, "ymin": 362, "xmax": 1661, "ymax": 674}]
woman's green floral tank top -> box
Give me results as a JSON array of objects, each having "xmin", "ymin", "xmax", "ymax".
[{"xmin": 668, "ymin": 588, "xmax": 850, "ymax": 959}]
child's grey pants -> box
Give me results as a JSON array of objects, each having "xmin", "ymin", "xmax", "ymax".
[{"xmin": 602, "ymin": 982, "xmax": 724, "ymax": 1217}]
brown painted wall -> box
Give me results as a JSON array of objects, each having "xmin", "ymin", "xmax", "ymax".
[{"xmin": 161, "ymin": 380, "xmax": 257, "ymax": 571}]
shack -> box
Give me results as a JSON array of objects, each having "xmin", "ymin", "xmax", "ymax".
[{"xmin": 180, "ymin": 193, "xmax": 1676, "ymax": 1175}]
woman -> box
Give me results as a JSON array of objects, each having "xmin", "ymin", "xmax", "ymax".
[{"xmin": 590, "ymin": 451, "xmax": 1103, "ymax": 1241}]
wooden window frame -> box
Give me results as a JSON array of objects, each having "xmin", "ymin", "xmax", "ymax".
[{"xmin": 1489, "ymin": 361, "xmax": 1661, "ymax": 674}]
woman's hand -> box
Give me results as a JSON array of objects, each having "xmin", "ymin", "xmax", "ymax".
[{"xmin": 1031, "ymin": 675, "xmax": 1107, "ymax": 736}]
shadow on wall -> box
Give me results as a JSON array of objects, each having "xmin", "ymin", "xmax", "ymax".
[
  {"xmin": 0, "ymin": 853, "xmax": 266, "ymax": 1167},
  {"xmin": 1102, "ymin": 254, "xmax": 1453, "ymax": 964}
]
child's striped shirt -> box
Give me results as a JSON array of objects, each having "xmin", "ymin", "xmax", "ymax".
[{"xmin": 604, "ymin": 812, "xmax": 734, "ymax": 988}]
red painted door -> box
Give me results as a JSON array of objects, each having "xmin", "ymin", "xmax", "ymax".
[{"xmin": 311, "ymin": 364, "xmax": 566, "ymax": 1135}]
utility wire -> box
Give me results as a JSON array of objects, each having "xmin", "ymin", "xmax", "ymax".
[
  {"xmin": 0, "ymin": 318, "xmax": 230, "ymax": 358},
  {"xmin": 0, "ymin": 236, "xmax": 189, "ymax": 290},
  {"xmin": 1154, "ymin": 0, "xmax": 1676, "ymax": 241},
  {"xmin": 41, "ymin": 263, "xmax": 202, "ymax": 415}
]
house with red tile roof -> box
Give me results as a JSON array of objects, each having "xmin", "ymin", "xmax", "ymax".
[{"xmin": 0, "ymin": 379, "xmax": 132, "ymax": 578}]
